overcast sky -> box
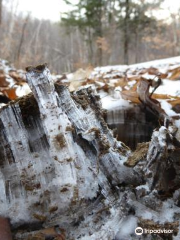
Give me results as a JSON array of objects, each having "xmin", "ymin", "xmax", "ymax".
[
  {"xmin": 5, "ymin": 0, "xmax": 180, "ymax": 22},
  {"xmin": 16, "ymin": 0, "xmax": 69, "ymax": 21}
]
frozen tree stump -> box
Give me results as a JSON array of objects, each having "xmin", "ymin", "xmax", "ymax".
[
  {"xmin": 0, "ymin": 65, "xmax": 141, "ymax": 239},
  {"xmin": 1, "ymin": 64, "xmax": 180, "ymax": 239}
]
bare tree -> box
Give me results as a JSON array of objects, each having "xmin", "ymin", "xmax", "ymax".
[
  {"xmin": 15, "ymin": 14, "xmax": 30, "ymax": 65},
  {"xmin": 124, "ymin": 0, "xmax": 130, "ymax": 65},
  {"xmin": 0, "ymin": 0, "xmax": 2, "ymax": 25}
]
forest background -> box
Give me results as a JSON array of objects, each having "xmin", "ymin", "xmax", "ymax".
[{"xmin": 0, "ymin": 0, "xmax": 180, "ymax": 74}]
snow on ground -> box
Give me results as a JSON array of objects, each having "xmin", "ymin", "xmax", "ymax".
[
  {"xmin": 155, "ymin": 79, "xmax": 180, "ymax": 96},
  {"xmin": 1, "ymin": 56, "xmax": 180, "ymax": 114},
  {"xmin": 91, "ymin": 57, "xmax": 180, "ymax": 111},
  {"xmin": 101, "ymin": 95, "xmax": 131, "ymax": 110},
  {"xmin": 93, "ymin": 55, "xmax": 180, "ymax": 75},
  {"xmin": 129, "ymin": 56, "xmax": 180, "ymax": 70}
]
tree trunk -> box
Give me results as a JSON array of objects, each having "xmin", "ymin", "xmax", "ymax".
[
  {"xmin": 97, "ymin": 39, "xmax": 103, "ymax": 66},
  {"xmin": 0, "ymin": 0, "xmax": 2, "ymax": 25},
  {"xmin": 87, "ymin": 27, "xmax": 94, "ymax": 65},
  {"xmin": 124, "ymin": 0, "xmax": 130, "ymax": 65},
  {"xmin": 15, "ymin": 15, "xmax": 29, "ymax": 65},
  {"xmin": 96, "ymin": 0, "xmax": 103, "ymax": 66},
  {"xmin": 135, "ymin": 30, "xmax": 139, "ymax": 63}
]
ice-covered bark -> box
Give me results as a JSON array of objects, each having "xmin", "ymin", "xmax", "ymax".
[
  {"xmin": 0, "ymin": 65, "xmax": 142, "ymax": 239},
  {"xmin": 1, "ymin": 64, "xmax": 180, "ymax": 240},
  {"xmin": 144, "ymin": 125, "xmax": 180, "ymax": 194},
  {"xmin": 124, "ymin": 125, "xmax": 180, "ymax": 240}
]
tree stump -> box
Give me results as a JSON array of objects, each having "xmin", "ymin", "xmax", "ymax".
[{"xmin": 0, "ymin": 65, "xmax": 180, "ymax": 239}]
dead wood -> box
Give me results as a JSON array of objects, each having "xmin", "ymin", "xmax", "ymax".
[
  {"xmin": 137, "ymin": 78, "xmax": 168, "ymax": 124},
  {"xmin": 0, "ymin": 65, "xmax": 180, "ymax": 240},
  {"xmin": 0, "ymin": 65, "xmax": 142, "ymax": 240}
]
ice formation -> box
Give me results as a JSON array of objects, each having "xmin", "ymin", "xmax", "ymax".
[
  {"xmin": 0, "ymin": 65, "xmax": 139, "ymax": 239},
  {"xmin": 0, "ymin": 64, "xmax": 180, "ymax": 239}
]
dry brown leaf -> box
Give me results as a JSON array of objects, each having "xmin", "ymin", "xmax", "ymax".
[
  {"xmin": 9, "ymin": 71, "xmax": 25, "ymax": 83},
  {"xmin": 121, "ymin": 90, "xmax": 180, "ymax": 107},
  {"xmin": 148, "ymin": 67, "xmax": 159, "ymax": 75},
  {"xmin": 2, "ymin": 88, "xmax": 17, "ymax": 100},
  {"xmin": 167, "ymin": 98, "xmax": 180, "ymax": 107},
  {"xmin": 168, "ymin": 66, "xmax": 180, "ymax": 80},
  {"xmin": 0, "ymin": 74, "xmax": 9, "ymax": 87},
  {"xmin": 130, "ymin": 81, "xmax": 139, "ymax": 91},
  {"xmin": 121, "ymin": 90, "xmax": 140, "ymax": 103},
  {"xmin": 114, "ymin": 78, "xmax": 127, "ymax": 88},
  {"xmin": 127, "ymin": 75, "xmax": 141, "ymax": 81},
  {"xmin": 152, "ymin": 93, "xmax": 177, "ymax": 100},
  {"xmin": 159, "ymin": 73, "xmax": 168, "ymax": 79}
]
